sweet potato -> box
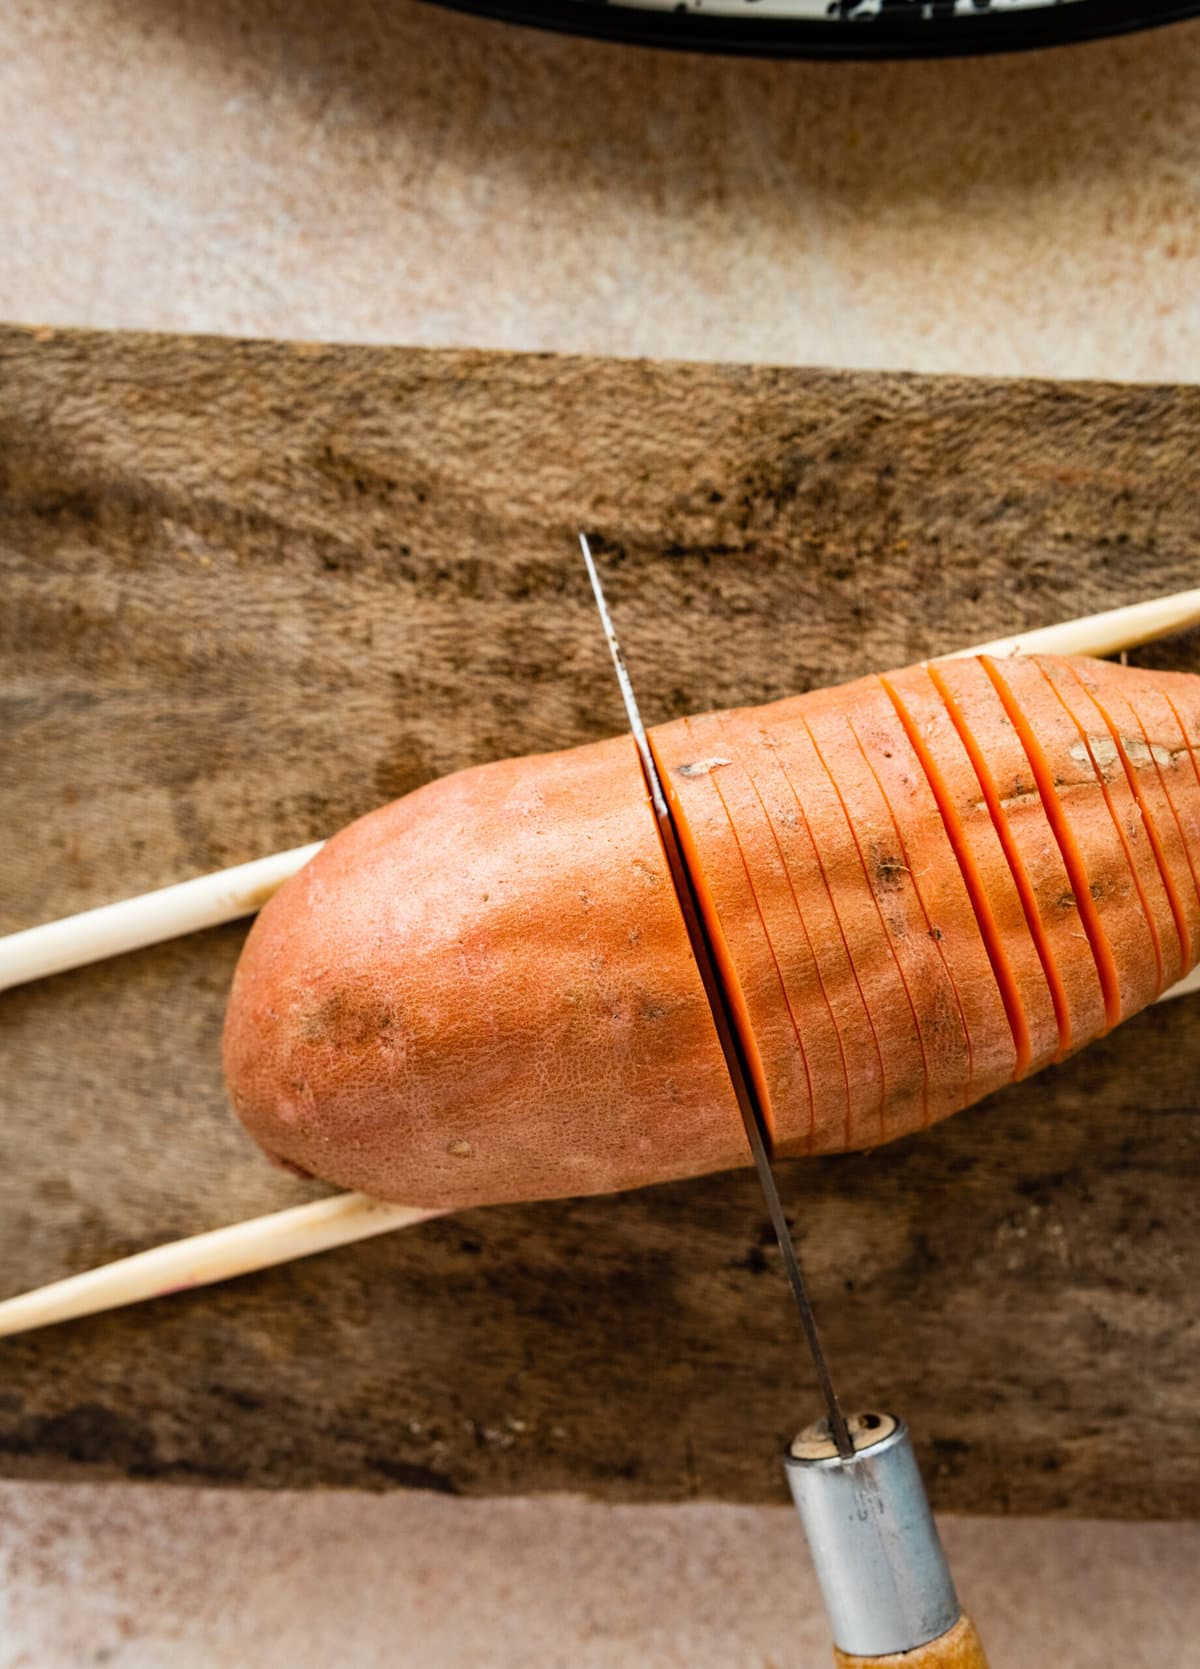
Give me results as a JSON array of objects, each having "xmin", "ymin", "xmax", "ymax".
[
  {"xmin": 881, "ymin": 664, "xmax": 1060, "ymax": 1078},
  {"xmin": 224, "ymin": 655, "xmax": 1198, "ymax": 1208}
]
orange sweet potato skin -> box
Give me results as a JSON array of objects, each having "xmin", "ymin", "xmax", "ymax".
[
  {"xmin": 223, "ymin": 736, "xmax": 747, "ymax": 1208},
  {"xmin": 224, "ymin": 655, "xmax": 1200, "ymax": 1209}
]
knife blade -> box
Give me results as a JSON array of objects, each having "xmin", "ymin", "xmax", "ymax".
[{"xmin": 579, "ymin": 533, "xmax": 853, "ymax": 1460}]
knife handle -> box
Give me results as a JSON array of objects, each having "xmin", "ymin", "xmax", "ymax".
[
  {"xmin": 786, "ymin": 1415, "xmax": 989, "ymax": 1668},
  {"xmin": 833, "ymin": 1613, "xmax": 989, "ymax": 1668}
]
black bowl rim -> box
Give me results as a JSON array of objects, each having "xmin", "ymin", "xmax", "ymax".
[{"xmin": 423, "ymin": 0, "xmax": 1200, "ymax": 59}]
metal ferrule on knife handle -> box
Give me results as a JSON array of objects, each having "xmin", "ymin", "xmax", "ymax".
[{"xmin": 785, "ymin": 1415, "xmax": 989, "ymax": 1667}]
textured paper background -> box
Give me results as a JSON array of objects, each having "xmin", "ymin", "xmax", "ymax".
[{"xmin": 6, "ymin": 0, "xmax": 1200, "ymax": 380}]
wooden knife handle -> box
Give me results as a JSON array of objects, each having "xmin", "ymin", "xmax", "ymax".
[{"xmin": 834, "ymin": 1614, "xmax": 989, "ymax": 1668}]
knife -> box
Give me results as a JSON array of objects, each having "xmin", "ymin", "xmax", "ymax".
[{"xmin": 580, "ymin": 533, "xmax": 988, "ymax": 1669}]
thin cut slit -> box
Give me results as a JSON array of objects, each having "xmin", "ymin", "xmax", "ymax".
[
  {"xmin": 801, "ymin": 713, "xmax": 932, "ymax": 1129},
  {"xmin": 647, "ymin": 732, "xmax": 782, "ymax": 1147},
  {"xmin": 716, "ymin": 714, "xmax": 852, "ymax": 1151},
  {"xmin": 1124, "ymin": 674, "xmax": 1200, "ymax": 921},
  {"xmin": 1063, "ymin": 661, "xmax": 1193, "ymax": 974},
  {"xmin": 766, "ymin": 730, "xmax": 888, "ymax": 1147},
  {"xmin": 981, "ymin": 657, "xmax": 1122, "ymax": 1032},
  {"xmin": 1037, "ymin": 662, "xmax": 1165, "ymax": 998},
  {"xmin": 708, "ymin": 763, "xmax": 819, "ymax": 1152},
  {"xmin": 927, "ymin": 661, "xmax": 1072, "ymax": 1057},
  {"xmin": 846, "ymin": 707, "xmax": 975, "ymax": 1100},
  {"xmin": 1158, "ymin": 679, "xmax": 1200, "ymax": 873},
  {"xmin": 1158, "ymin": 683, "xmax": 1200, "ymax": 789},
  {"xmin": 881, "ymin": 674, "xmax": 1029, "ymax": 1076}
]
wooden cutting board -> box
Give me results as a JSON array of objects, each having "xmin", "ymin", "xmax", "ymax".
[{"xmin": 1, "ymin": 324, "xmax": 1197, "ymax": 1516}]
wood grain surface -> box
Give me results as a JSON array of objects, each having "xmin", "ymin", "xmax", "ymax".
[{"xmin": 1, "ymin": 324, "xmax": 1197, "ymax": 1513}]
